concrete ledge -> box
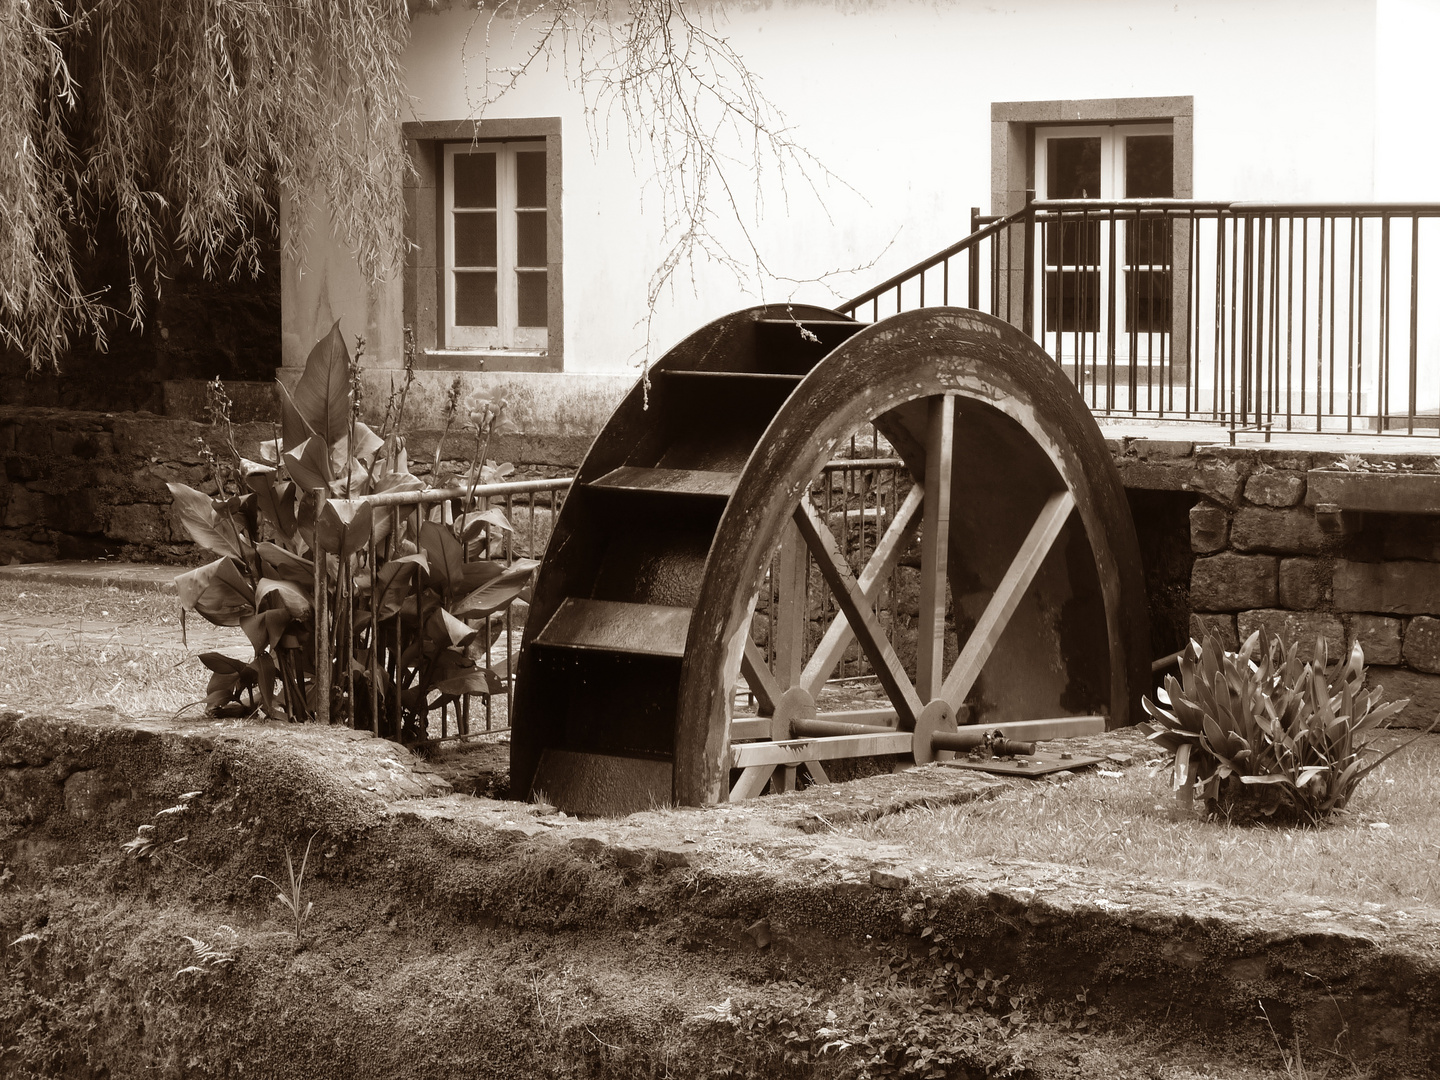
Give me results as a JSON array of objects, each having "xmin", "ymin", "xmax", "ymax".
[
  {"xmin": 0, "ymin": 560, "xmax": 184, "ymax": 593},
  {"xmin": 1307, "ymin": 469, "xmax": 1440, "ymax": 514}
]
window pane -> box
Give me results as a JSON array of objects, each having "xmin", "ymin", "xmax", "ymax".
[
  {"xmin": 454, "ymin": 212, "xmax": 497, "ymax": 268},
  {"xmin": 1125, "ymin": 135, "xmax": 1173, "ymax": 198},
  {"xmin": 1046, "ymin": 138, "xmax": 1102, "ymax": 199},
  {"xmin": 455, "ymin": 271, "xmax": 498, "ymax": 326},
  {"xmin": 517, "ymin": 270, "xmax": 547, "ymax": 327},
  {"xmin": 516, "ymin": 151, "xmax": 546, "ymax": 208},
  {"xmin": 453, "ymin": 153, "xmax": 496, "ymax": 209},
  {"xmin": 1125, "ymin": 216, "xmax": 1172, "ymax": 267},
  {"xmin": 1126, "ymin": 270, "xmax": 1172, "ymax": 333},
  {"xmin": 516, "ymin": 211, "xmax": 546, "ymax": 267},
  {"xmin": 1044, "ymin": 270, "xmax": 1101, "ymax": 333},
  {"xmin": 1044, "ymin": 218, "xmax": 1101, "ymax": 267}
]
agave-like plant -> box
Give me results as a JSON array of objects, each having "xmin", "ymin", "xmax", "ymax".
[
  {"xmin": 1144, "ymin": 631, "xmax": 1427, "ymax": 824},
  {"xmin": 170, "ymin": 323, "xmax": 537, "ymax": 741}
]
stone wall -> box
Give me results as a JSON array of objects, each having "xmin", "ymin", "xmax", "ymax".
[
  {"xmin": 0, "ymin": 406, "xmax": 566, "ymax": 565},
  {"xmin": 1113, "ymin": 438, "xmax": 1440, "ymax": 728},
  {"xmin": 0, "ymin": 408, "xmax": 268, "ymax": 564}
]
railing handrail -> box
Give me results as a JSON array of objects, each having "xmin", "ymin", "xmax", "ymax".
[
  {"xmin": 362, "ymin": 476, "xmax": 572, "ymax": 509},
  {"xmin": 839, "ymin": 202, "xmax": 1034, "ymax": 314},
  {"xmin": 1031, "ymin": 197, "xmax": 1440, "ymax": 216}
]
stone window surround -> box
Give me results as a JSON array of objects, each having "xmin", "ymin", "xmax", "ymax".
[
  {"xmin": 989, "ymin": 97, "xmax": 1194, "ymax": 367},
  {"xmin": 403, "ymin": 117, "xmax": 564, "ymax": 373},
  {"xmin": 990, "ymin": 96, "xmax": 1194, "ymax": 216}
]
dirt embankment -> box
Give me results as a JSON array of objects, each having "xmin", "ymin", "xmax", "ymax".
[{"xmin": 4, "ymin": 707, "xmax": 1440, "ymax": 1079}]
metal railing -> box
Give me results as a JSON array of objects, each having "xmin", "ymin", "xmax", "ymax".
[
  {"xmin": 318, "ymin": 476, "xmax": 570, "ymax": 740},
  {"xmin": 841, "ymin": 195, "xmax": 1440, "ymax": 437}
]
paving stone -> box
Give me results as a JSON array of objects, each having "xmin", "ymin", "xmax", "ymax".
[
  {"xmin": 1189, "ymin": 501, "xmax": 1229, "ymax": 554},
  {"xmin": 1190, "ymin": 553, "xmax": 1277, "ymax": 611},
  {"xmin": 870, "ymin": 866, "xmax": 911, "ymax": 890},
  {"xmin": 1334, "ymin": 560, "xmax": 1440, "ymax": 615},
  {"xmin": 1279, "ymin": 558, "xmax": 1331, "ymax": 610},
  {"xmin": 1134, "ymin": 439, "xmax": 1196, "ymax": 460},
  {"xmin": 1189, "ymin": 613, "xmax": 1238, "ymax": 650},
  {"xmin": 1231, "ymin": 507, "xmax": 1327, "ymax": 555},
  {"xmin": 1244, "ymin": 470, "xmax": 1306, "ymax": 507},
  {"xmin": 566, "ymin": 834, "xmax": 609, "ymax": 858},
  {"xmin": 1348, "ymin": 614, "xmax": 1403, "ymax": 666},
  {"xmin": 655, "ymin": 845, "xmax": 692, "ymax": 870},
  {"xmin": 609, "ymin": 844, "xmax": 647, "ymax": 869},
  {"xmin": 1115, "ymin": 460, "xmax": 1192, "ymax": 492},
  {"xmin": 1187, "ymin": 457, "xmax": 1249, "ymax": 507},
  {"xmin": 1403, "ymin": 616, "xmax": 1440, "ymax": 674},
  {"xmin": 1236, "ymin": 610, "xmax": 1345, "ymax": 662}
]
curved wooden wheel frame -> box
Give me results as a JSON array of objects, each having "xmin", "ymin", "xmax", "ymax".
[
  {"xmin": 676, "ymin": 309, "xmax": 1149, "ymax": 804},
  {"xmin": 510, "ymin": 305, "xmax": 1148, "ymax": 812}
]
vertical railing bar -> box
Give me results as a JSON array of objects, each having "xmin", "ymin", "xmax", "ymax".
[
  {"xmin": 1300, "ymin": 216, "xmax": 1309, "ymax": 423},
  {"xmin": 1241, "ymin": 215, "xmax": 1253, "ymax": 427},
  {"xmin": 392, "ymin": 506, "xmax": 403, "ymax": 738},
  {"xmin": 1107, "ymin": 210, "xmax": 1118, "ymax": 409},
  {"xmin": 1328, "ymin": 216, "xmax": 1337, "ymax": 421},
  {"xmin": 1380, "ymin": 213, "xmax": 1392, "ymax": 431},
  {"xmin": 312, "ymin": 487, "xmax": 331, "ymax": 725},
  {"xmin": 1216, "ymin": 212, "xmax": 1229, "ymax": 425},
  {"xmin": 1410, "ymin": 214, "xmax": 1421, "ymax": 434},
  {"xmin": 1348, "ymin": 215, "xmax": 1359, "ymax": 432},
  {"xmin": 969, "ymin": 207, "xmax": 981, "ymax": 309}
]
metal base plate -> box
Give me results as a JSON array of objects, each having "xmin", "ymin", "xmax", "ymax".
[{"xmin": 938, "ymin": 752, "xmax": 1107, "ymax": 777}]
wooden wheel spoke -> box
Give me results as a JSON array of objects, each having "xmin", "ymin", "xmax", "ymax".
[
  {"xmin": 793, "ymin": 499, "xmax": 924, "ymax": 729},
  {"xmin": 939, "ymin": 488, "xmax": 1077, "ymax": 713},
  {"xmin": 741, "ymin": 636, "xmax": 783, "ymax": 715},
  {"xmin": 916, "ymin": 394, "xmax": 955, "ymax": 701},
  {"xmin": 799, "ymin": 484, "xmax": 924, "ymax": 697}
]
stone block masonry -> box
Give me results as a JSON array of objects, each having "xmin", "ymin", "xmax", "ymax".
[
  {"xmin": 0, "ymin": 405, "xmax": 564, "ymax": 565},
  {"xmin": 1114, "ymin": 437, "xmax": 1440, "ymax": 728}
]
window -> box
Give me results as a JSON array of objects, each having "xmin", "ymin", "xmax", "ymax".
[
  {"xmin": 444, "ymin": 142, "xmax": 549, "ymax": 351},
  {"xmin": 1034, "ymin": 123, "xmax": 1174, "ymax": 344},
  {"xmin": 402, "ymin": 118, "xmax": 562, "ymax": 372}
]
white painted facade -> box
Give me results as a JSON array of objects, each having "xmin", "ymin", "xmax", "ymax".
[{"xmin": 281, "ymin": 0, "xmax": 1440, "ymax": 428}]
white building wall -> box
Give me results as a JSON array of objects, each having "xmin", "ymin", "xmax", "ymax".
[{"xmin": 284, "ymin": 0, "xmax": 1392, "ymax": 386}]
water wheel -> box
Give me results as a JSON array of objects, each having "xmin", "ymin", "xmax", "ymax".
[{"xmin": 510, "ymin": 306, "xmax": 1149, "ymax": 813}]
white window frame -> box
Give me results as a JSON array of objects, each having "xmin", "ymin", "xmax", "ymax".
[
  {"xmin": 1034, "ymin": 123, "xmax": 1172, "ymax": 359},
  {"xmin": 443, "ymin": 141, "xmax": 548, "ymax": 352}
]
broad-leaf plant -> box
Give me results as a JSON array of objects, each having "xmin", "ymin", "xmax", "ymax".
[
  {"xmin": 170, "ymin": 324, "xmax": 537, "ymax": 743},
  {"xmin": 1144, "ymin": 631, "xmax": 1428, "ymax": 824}
]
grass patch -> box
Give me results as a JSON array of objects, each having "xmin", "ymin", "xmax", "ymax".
[
  {"xmin": 0, "ymin": 581, "xmax": 210, "ymax": 716},
  {"xmin": 854, "ymin": 733, "xmax": 1440, "ymax": 911}
]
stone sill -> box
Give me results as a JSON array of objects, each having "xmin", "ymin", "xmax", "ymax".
[{"xmin": 1305, "ymin": 469, "xmax": 1440, "ymax": 515}]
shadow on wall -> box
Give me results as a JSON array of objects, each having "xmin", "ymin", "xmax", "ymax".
[{"xmin": 1126, "ymin": 488, "xmax": 1199, "ymax": 668}]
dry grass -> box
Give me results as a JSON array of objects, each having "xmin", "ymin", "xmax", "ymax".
[
  {"xmin": 0, "ymin": 581, "xmax": 212, "ymax": 717},
  {"xmin": 854, "ymin": 732, "xmax": 1440, "ymax": 910}
]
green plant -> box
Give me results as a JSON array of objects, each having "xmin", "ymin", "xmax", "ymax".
[
  {"xmin": 252, "ymin": 835, "xmax": 316, "ymax": 947},
  {"xmin": 169, "ymin": 324, "xmax": 537, "ymax": 742},
  {"xmin": 121, "ymin": 791, "xmax": 203, "ymax": 860},
  {"xmin": 1143, "ymin": 631, "xmax": 1428, "ymax": 824},
  {"xmin": 175, "ymin": 929, "xmax": 238, "ymax": 979}
]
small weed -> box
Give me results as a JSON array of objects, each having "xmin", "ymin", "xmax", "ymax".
[
  {"xmin": 252, "ymin": 833, "xmax": 317, "ymax": 947},
  {"xmin": 175, "ymin": 927, "xmax": 238, "ymax": 979},
  {"xmin": 122, "ymin": 791, "xmax": 203, "ymax": 860}
]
